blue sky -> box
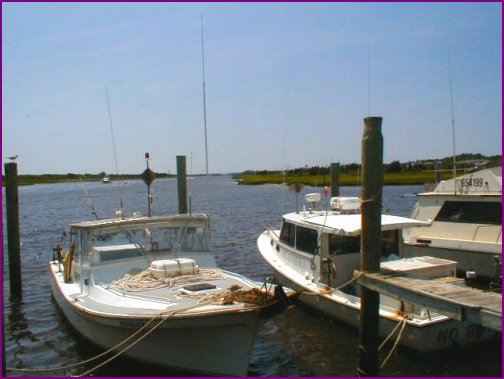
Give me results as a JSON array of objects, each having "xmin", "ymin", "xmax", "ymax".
[{"xmin": 2, "ymin": 2, "xmax": 502, "ymax": 175}]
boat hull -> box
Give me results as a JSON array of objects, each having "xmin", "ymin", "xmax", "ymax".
[
  {"xmin": 258, "ymin": 232, "xmax": 499, "ymax": 353},
  {"xmin": 49, "ymin": 267, "xmax": 262, "ymax": 376}
]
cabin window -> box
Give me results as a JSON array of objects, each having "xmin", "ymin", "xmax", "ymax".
[
  {"xmin": 295, "ymin": 226, "xmax": 319, "ymax": 254},
  {"xmin": 280, "ymin": 221, "xmax": 296, "ymax": 247},
  {"xmin": 381, "ymin": 230, "xmax": 399, "ymax": 259},
  {"xmin": 434, "ymin": 201, "xmax": 501, "ymax": 225},
  {"xmin": 329, "ymin": 235, "xmax": 360, "ymax": 255}
]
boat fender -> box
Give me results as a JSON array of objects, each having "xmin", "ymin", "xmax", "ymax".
[{"xmin": 260, "ymin": 284, "xmax": 296, "ymax": 319}]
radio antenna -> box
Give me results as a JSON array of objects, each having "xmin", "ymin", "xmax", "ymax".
[
  {"xmin": 201, "ymin": 15, "xmax": 209, "ymax": 176},
  {"xmin": 105, "ymin": 86, "xmax": 119, "ymax": 177},
  {"xmin": 448, "ymin": 49, "xmax": 457, "ymax": 194}
]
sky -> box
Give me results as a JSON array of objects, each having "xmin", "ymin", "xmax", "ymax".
[{"xmin": 2, "ymin": 2, "xmax": 502, "ymax": 175}]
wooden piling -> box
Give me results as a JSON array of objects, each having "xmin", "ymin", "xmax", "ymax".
[
  {"xmin": 176, "ymin": 156, "xmax": 188, "ymax": 214},
  {"xmin": 357, "ymin": 117, "xmax": 383, "ymax": 376},
  {"xmin": 4, "ymin": 162, "xmax": 22, "ymax": 299},
  {"xmin": 330, "ymin": 162, "xmax": 340, "ymax": 197}
]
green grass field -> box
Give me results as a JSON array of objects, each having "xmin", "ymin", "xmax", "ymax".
[{"xmin": 237, "ymin": 171, "xmax": 448, "ymax": 186}]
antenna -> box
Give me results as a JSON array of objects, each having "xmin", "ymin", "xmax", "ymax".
[
  {"xmin": 105, "ymin": 87, "xmax": 119, "ymax": 177},
  {"xmin": 201, "ymin": 15, "xmax": 209, "ymax": 176},
  {"xmin": 448, "ymin": 49, "xmax": 457, "ymax": 193},
  {"xmin": 367, "ymin": 44, "xmax": 371, "ymax": 117}
]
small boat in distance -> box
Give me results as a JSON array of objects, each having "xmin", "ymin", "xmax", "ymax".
[
  {"xmin": 50, "ymin": 213, "xmax": 293, "ymax": 375},
  {"xmin": 401, "ymin": 166, "xmax": 502, "ymax": 285},
  {"xmin": 258, "ymin": 193, "xmax": 501, "ymax": 352},
  {"xmin": 102, "ymin": 176, "xmax": 111, "ymax": 184}
]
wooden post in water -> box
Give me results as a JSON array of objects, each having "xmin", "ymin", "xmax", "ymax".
[
  {"xmin": 4, "ymin": 162, "xmax": 22, "ymax": 299},
  {"xmin": 357, "ymin": 117, "xmax": 383, "ymax": 377},
  {"xmin": 177, "ymin": 156, "xmax": 188, "ymax": 214},
  {"xmin": 330, "ymin": 162, "xmax": 340, "ymax": 197}
]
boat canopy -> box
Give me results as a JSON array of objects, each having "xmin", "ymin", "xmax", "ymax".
[
  {"xmin": 70, "ymin": 214, "xmax": 209, "ymax": 235},
  {"xmin": 283, "ymin": 212, "xmax": 430, "ymax": 236}
]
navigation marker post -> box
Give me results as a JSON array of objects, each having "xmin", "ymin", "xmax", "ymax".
[{"xmin": 142, "ymin": 152, "xmax": 156, "ymax": 217}]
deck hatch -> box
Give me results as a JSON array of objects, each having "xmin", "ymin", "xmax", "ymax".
[{"xmin": 182, "ymin": 283, "xmax": 217, "ymax": 292}]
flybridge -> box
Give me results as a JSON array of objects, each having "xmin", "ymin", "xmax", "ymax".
[{"xmin": 427, "ymin": 166, "xmax": 502, "ymax": 195}]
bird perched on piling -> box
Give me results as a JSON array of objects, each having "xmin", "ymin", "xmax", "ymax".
[{"xmin": 6, "ymin": 155, "xmax": 18, "ymax": 161}]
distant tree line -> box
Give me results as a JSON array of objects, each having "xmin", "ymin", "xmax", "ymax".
[
  {"xmin": 240, "ymin": 153, "xmax": 501, "ymax": 177},
  {"xmin": 2, "ymin": 172, "xmax": 177, "ymax": 186}
]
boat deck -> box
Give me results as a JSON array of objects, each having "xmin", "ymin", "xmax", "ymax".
[
  {"xmin": 50, "ymin": 261, "xmax": 270, "ymax": 319},
  {"xmin": 358, "ymin": 272, "xmax": 502, "ymax": 332},
  {"xmin": 71, "ymin": 274, "xmax": 249, "ymax": 317}
]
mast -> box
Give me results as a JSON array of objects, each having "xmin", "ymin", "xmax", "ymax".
[
  {"xmin": 448, "ymin": 50, "xmax": 457, "ymax": 193},
  {"xmin": 201, "ymin": 15, "xmax": 209, "ymax": 176},
  {"xmin": 105, "ymin": 86, "xmax": 119, "ymax": 177}
]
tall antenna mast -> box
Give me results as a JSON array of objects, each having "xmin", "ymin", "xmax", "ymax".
[
  {"xmin": 448, "ymin": 49, "xmax": 457, "ymax": 193},
  {"xmin": 201, "ymin": 15, "xmax": 209, "ymax": 176},
  {"xmin": 105, "ymin": 86, "xmax": 119, "ymax": 177},
  {"xmin": 367, "ymin": 44, "xmax": 371, "ymax": 117}
]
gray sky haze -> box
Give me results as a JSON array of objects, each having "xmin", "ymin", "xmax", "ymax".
[{"xmin": 2, "ymin": 2, "xmax": 502, "ymax": 175}]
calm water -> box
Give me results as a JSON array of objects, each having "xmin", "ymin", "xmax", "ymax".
[{"xmin": 2, "ymin": 176, "xmax": 502, "ymax": 376}]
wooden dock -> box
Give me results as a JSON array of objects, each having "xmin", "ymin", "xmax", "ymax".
[{"xmin": 357, "ymin": 272, "xmax": 502, "ymax": 332}]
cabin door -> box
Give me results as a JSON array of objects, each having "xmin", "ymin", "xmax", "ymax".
[{"xmin": 319, "ymin": 234, "xmax": 334, "ymax": 286}]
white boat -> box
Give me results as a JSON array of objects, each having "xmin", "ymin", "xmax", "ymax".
[
  {"xmin": 50, "ymin": 213, "xmax": 293, "ymax": 376},
  {"xmin": 102, "ymin": 177, "xmax": 111, "ymax": 184},
  {"xmin": 401, "ymin": 166, "xmax": 502, "ymax": 284},
  {"xmin": 258, "ymin": 194, "xmax": 500, "ymax": 352}
]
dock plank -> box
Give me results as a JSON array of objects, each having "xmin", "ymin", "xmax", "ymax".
[{"xmin": 357, "ymin": 271, "xmax": 502, "ymax": 332}]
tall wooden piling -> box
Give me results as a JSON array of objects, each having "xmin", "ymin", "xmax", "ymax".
[
  {"xmin": 176, "ymin": 156, "xmax": 188, "ymax": 214},
  {"xmin": 330, "ymin": 162, "xmax": 340, "ymax": 197},
  {"xmin": 357, "ymin": 117, "xmax": 383, "ymax": 376},
  {"xmin": 4, "ymin": 162, "xmax": 22, "ymax": 299}
]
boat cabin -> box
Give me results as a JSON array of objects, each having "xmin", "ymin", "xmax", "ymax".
[
  {"xmin": 277, "ymin": 206, "xmax": 429, "ymax": 288},
  {"xmin": 401, "ymin": 166, "xmax": 502, "ymax": 281},
  {"xmin": 62, "ymin": 214, "xmax": 216, "ymax": 291}
]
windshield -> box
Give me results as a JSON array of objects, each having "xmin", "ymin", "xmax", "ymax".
[{"xmin": 87, "ymin": 224, "xmax": 210, "ymax": 263}]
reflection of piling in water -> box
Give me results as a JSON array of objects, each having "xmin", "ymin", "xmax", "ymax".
[
  {"xmin": 4, "ymin": 162, "xmax": 22, "ymax": 299},
  {"xmin": 358, "ymin": 117, "xmax": 383, "ymax": 377}
]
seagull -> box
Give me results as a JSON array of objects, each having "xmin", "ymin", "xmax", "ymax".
[{"xmin": 6, "ymin": 155, "xmax": 18, "ymax": 161}]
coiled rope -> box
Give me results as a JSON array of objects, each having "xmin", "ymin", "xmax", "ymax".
[{"xmin": 109, "ymin": 268, "xmax": 224, "ymax": 292}]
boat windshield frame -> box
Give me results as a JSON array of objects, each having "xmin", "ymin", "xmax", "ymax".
[{"xmin": 69, "ymin": 214, "xmax": 211, "ymax": 266}]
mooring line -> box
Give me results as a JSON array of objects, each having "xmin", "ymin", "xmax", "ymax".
[
  {"xmin": 379, "ymin": 317, "xmax": 409, "ymax": 369},
  {"xmin": 7, "ymin": 295, "xmax": 219, "ymax": 375}
]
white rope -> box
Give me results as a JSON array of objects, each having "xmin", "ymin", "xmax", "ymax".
[
  {"xmin": 8, "ymin": 286, "xmax": 241, "ymax": 375},
  {"xmin": 380, "ymin": 316, "xmax": 409, "ymax": 369},
  {"xmin": 301, "ymin": 271, "xmax": 365, "ymax": 296},
  {"xmin": 76, "ymin": 293, "xmax": 225, "ymax": 377},
  {"xmin": 109, "ymin": 268, "xmax": 224, "ymax": 292}
]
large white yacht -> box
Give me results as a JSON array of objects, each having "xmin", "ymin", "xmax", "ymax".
[{"xmin": 401, "ymin": 166, "xmax": 502, "ymax": 284}]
